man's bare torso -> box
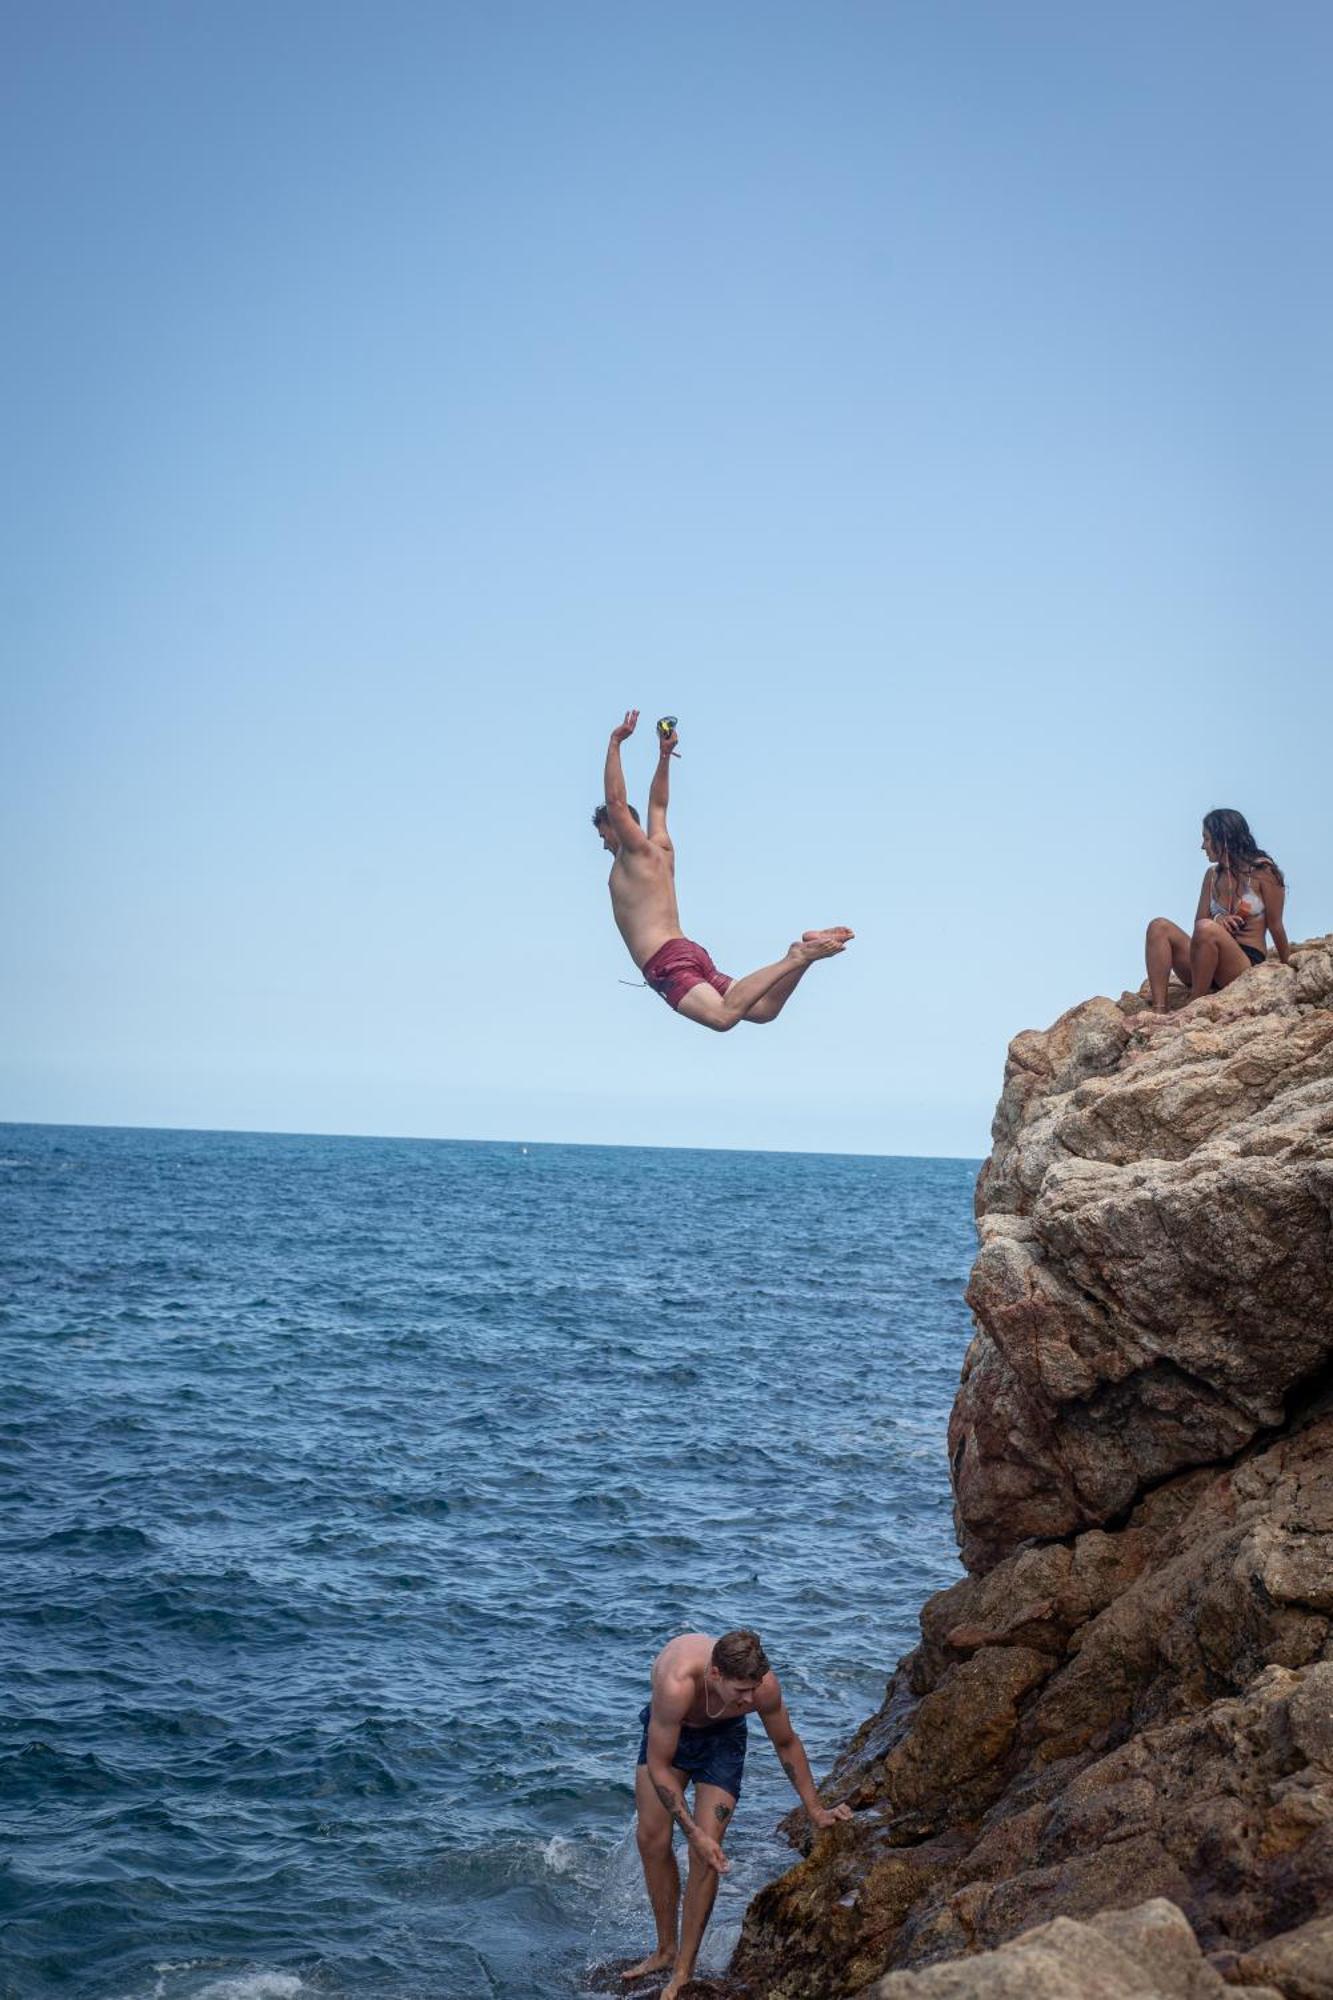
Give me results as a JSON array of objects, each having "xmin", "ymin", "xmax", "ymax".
[
  {"xmin": 649, "ymin": 1632, "xmax": 776, "ymax": 1728},
  {"xmin": 609, "ymin": 841, "xmax": 685, "ymax": 970}
]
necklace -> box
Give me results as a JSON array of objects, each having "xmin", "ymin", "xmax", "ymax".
[{"xmin": 702, "ymin": 1677, "xmax": 725, "ymax": 1720}]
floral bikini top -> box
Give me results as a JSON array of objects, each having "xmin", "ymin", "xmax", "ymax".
[{"xmin": 1209, "ymin": 865, "xmax": 1266, "ymax": 922}]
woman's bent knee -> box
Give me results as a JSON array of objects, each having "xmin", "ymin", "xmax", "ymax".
[
  {"xmin": 1193, "ymin": 918, "xmax": 1226, "ymax": 944},
  {"xmin": 1146, "ymin": 916, "xmax": 1173, "ymax": 942}
]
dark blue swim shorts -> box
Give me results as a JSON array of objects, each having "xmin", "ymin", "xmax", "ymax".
[{"xmin": 637, "ymin": 1703, "xmax": 748, "ymax": 1802}]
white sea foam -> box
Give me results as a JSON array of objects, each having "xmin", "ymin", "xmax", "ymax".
[
  {"xmin": 192, "ymin": 1977, "xmax": 305, "ymax": 2000},
  {"xmin": 542, "ymin": 1834, "xmax": 578, "ymax": 1874},
  {"xmin": 584, "ymin": 1817, "xmax": 645, "ymax": 1968},
  {"xmin": 115, "ymin": 1973, "xmax": 306, "ymax": 2000},
  {"xmin": 106, "ymin": 1961, "xmax": 201, "ymax": 2000}
]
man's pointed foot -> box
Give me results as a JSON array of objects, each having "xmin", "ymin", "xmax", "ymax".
[
  {"xmin": 790, "ymin": 931, "xmax": 851, "ymax": 962},
  {"xmin": 802, "ymin": 926, "xmax": 854, "ymax": 943}
]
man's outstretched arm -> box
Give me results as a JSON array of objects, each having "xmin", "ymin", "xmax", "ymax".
[
  {"xmin": 603, "ymin": 710, "xmax": 649, "ymax": 848},
  {"xmin": 760, "ymin": 1697, "xmax": 853, "ymax": 1831},
  {"xmin": 647, "ymin": 724, "xmax": 677, "ymax": 842}
]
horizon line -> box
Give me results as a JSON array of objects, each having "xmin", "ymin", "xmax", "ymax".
[{"xmin": 0, "ymin": 1115, "xmax": 984, "ymax": 1166}]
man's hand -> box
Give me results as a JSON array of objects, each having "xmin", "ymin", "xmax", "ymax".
[
  {"xmin": 690, "ymin": 1832, "xmax": 730, "ymax": 1874},
  {"xmin": 657, "ymin": 727, "xmax": 679, "ymax": 759},
  {"xmin": 610, "ymin": 709, "xmax": 639, "ymax": 744},
  {"xmin": 809, "ymin": 1802, "xmax": 853, "ymax": 1830}
]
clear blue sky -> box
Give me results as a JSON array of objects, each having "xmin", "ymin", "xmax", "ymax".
[{"xmin": 2, "ymin": 1, "xmax": 1329, "ymax": 1156}]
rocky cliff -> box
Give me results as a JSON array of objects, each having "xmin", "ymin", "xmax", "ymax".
[{"xmin": 729, "ymin": 938, "xmax": 1333, "ymax": 1999}]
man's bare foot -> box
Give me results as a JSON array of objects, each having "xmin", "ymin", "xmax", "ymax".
[
  {"xmin": 621, "ymin": 1949, "xmax": 674, "ymax": 1983},
  {"xmin": 660, "ymin": 1970, "xmax": 693, "ymax": 2000},
  {"xmin": 789, "ymin": 927, "xmax": 854, "ymax": 963}
]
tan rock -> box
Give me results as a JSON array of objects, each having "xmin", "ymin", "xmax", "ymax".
[
  {"xmin": 1234, "ymin": 1912, "xmax": 1333, "ymax": 1997},
  {"xmin": 863, "ymin": 1899, "xmax": 1284, "ymax": 1999},
  {"xmin": 725, "ymin": 945, "xmax": 1333, "ymax": 2000},
  {"xmin": 955, "ymin": 944, "xmax": 1333, "ymax": 1570}
]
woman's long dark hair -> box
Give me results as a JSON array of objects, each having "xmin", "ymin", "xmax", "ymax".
[{"xmin": 1203, "ymin": 808, "xmax": 1285, "ymax": 890}]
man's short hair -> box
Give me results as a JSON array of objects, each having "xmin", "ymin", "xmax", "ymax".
[
  {"xmin": 592, "ymin": 802, "xmax": 640, "ymax": 827},
  {"xmin": 712, "ymin": 1628, "xmax": 770, "ymax": 1681}
]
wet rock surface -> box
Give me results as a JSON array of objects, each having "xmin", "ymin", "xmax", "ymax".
[{"xmin": 725, "ymin": 943, "xmax": 1333, "ymax": 1999}]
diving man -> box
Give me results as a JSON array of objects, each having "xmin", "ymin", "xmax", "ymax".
[{"xmin": 594, "ymin": 711, "xmax": 852, "ymax": 1028}]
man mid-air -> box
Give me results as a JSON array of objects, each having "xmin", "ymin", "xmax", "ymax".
[
  {"xmin": 625, "ymin": 1628, "xmax": 852, "ymax": 1999},
  {"xmin": 595, "ymin": 710, "xmax": 853, "ymax": 1029}
]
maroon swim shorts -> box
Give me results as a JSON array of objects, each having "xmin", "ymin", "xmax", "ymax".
[{"xmin": 641, "ymin": 936, "xmax": 733, "ymax": 1012}]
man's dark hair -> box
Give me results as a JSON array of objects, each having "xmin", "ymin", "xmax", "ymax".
[
  {"xmin": 592, "ymin": 802, "xmax": 640, "ymax": 828},
  {"xmin": 712, "ymin": 1628, "xmax": 770, "ymax": 1681}
]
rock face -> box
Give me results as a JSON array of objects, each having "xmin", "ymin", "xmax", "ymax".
[
  {"xmin": 727, "ymin": 942, "xmax": 1333, "ymax": 2000},
  {"xmin": 957, "ymin": 940, "xmax": 1333, "ymax": 1574},
  {"xmin": 866, "ymin": 1898, "xmax": 1286, "ymax": 1998}
]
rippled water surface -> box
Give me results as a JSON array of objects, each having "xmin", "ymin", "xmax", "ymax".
[{"xmin": 0, "ymin": 1125, "xmax": 976, "ymax": 2000}]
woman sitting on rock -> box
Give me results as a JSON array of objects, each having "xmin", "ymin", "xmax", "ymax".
[{"xmin": 1143, "ymin": 808, "xmax": 1289, "ymax": 1020}]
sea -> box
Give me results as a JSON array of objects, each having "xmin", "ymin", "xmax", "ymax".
[{"xmin": 0, "ymin": 1124, "xmax": 978, "ymax": 2000}]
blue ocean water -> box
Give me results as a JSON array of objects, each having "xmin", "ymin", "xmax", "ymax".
[{"xmin": 0, "ymin": 1125, "xmax": 977, "ymax": 2000}]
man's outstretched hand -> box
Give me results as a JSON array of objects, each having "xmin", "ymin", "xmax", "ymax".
[
  {"xmin": 809, "ymin": 1802, "xmax": 854, "ymax": 1830},
  {"xmin": 611, "ymin": 710, "xmax": 639, "ymax": 744},
  {"xmin": 658, "ymin": 726, "xmax": 679, "ymax": 759}
]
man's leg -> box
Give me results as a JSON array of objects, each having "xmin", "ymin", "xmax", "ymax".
[
  {"xmin": 675, "ymin": 929, "xmax": 853, "ymax": 1033},
  {"xmin": 661, "ymin": 1782, "xmax": 736, "ymax": 2000},
  {"xmin": 740, "ymin": 960, "xmax": 807, "ymax": 1025},
  {"xmin": 623, "ymin": 1763, "xmax": 684, "ymax": 1982}
]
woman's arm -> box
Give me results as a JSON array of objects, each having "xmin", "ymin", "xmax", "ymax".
[
  {"xmin": 1195, "ymin": 868, "xmax": 1215, "ymax": 926},
  {"xmin": 1262, "ymin": 867, "xmax": 1290, "ymax": 963}
]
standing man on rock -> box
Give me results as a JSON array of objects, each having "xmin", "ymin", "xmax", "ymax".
[
  {"xmin": 625, "ymin": 1628, "xmax": 851, "ymax": 1998},
  {"xmin": 595, "ymin": 710, "xmax": 853, "ymax": 1029}
]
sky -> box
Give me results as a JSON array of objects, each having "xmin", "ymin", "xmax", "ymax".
[{"xmin": 2, "ymin": 0, "xmax": 1330, "ymax": 1158}]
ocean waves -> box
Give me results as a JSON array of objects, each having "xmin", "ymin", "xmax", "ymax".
[{"xmin": 1, "ymin": 1127, "xmax": 975, "ymax": 1998}]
